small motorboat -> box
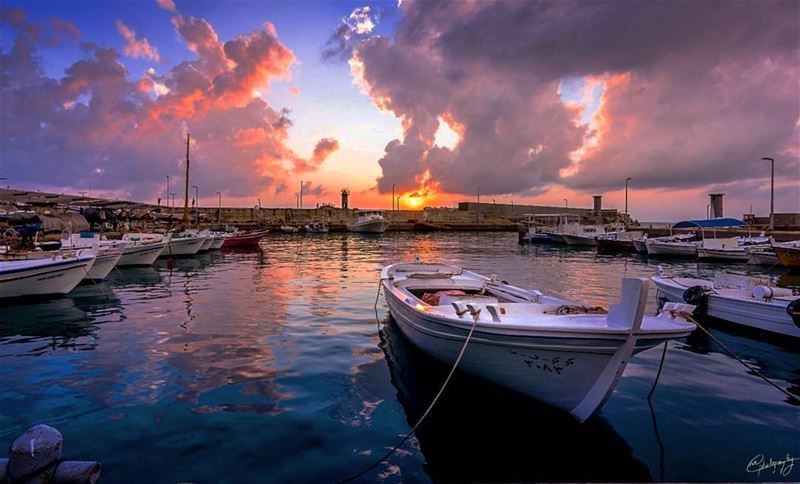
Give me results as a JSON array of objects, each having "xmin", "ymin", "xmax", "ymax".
[
  {"xmin": 381, "ymin": 262, "xmax": 696, "ymax": 421},
  {"xmin": 118, "ymin": 233, "xmax": 168, "ymax": 266},
  {"xmin": 304, "ymin": 222, "xmax": 329, "ymax": 233},
  {"xmin": 0, "ymin": 253, "xmax": 96, "ymax": 299},
  {"xmin": 220, "ymin": 229, "xmax": 268, "ymax": 248},
  {"xmin": 652, "ymin": 268, "xmax": 800, "ymax": 338},
  {"xmin": 280, "ymin": 225, "xmax": 301, "ymax": 234},
  {"xmin": 347, "ymin": 211, "xmax": 390, "ymax": 233}
]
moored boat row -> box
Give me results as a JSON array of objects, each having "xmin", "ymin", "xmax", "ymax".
[{"xmin": 0, "ymin": 228, "xmax": 268, "ymax": 299}]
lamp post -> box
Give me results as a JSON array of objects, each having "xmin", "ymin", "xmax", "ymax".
[
  {"xmin": 165, "ymin": 175, "xmax": 170, "ymax": 210},
  {"xmin": 761, "ymin": 157, "xmax": 774, "ymax": 230},
  {"xmin": 216, "ymin": 191, "xmax": 222, "ymax": 225},
  {"xmin": 192, "ymin": 185, "xmax": 199, "ymax": 226},
  {"xmin": 392, "ymin": 183, "xmax": 395, "ymax": 210},
  {"xmin": 397, "ymin": 195, "xmax": 402, "ymax": 210},
  {"xmin": 624, "ymin": 177, "xmax": 632, "ymax": 228},
  {"xmin": 563, "ymin": 198, "xmax": 568, "ymax": 208},
  {"xmin": 477, "ymin": 186, "xmax": 481, "ymax": 205}
]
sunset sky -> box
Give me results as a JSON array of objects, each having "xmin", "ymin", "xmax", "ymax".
[{"xmin": 1, "ymin": 0, "xmax": 798, "ymax": 221}]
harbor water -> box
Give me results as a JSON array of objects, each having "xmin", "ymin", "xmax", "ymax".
[{"xmin": 1, "ymin": 232, "xmax": 798, "ymax": 482}]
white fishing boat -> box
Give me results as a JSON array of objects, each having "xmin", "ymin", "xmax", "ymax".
[
  {"xmin": 0, "ymin": 253, "xmax": 96, "ymax": 299},
  {"xmin": 559, "ymin": 225, "xmax": 605, "ymax": 246},
  {"xmin": 632, "ymin": 235, "xmax": 649, "ymax": 253},
  {"xmin": 652, "ymin": 269, "xmax": 800, "ymax": 338},
  {"xmin": 161, "ymin": 233, "xmax": 205, "ymax": 256},
  {"xmin": 118, "ymin": 233, "xmax": 168, "ymax": 266},
  {"xmin": 381, "ymin": 262, "xmax": 696, "ymax": 421},
  {"xmin": 304, "ymin": 222, "xmax": 329, "ymax": 233},
  {"xmin": 347, "ymin": 211, "xmax": 390, "ymax": 233}
]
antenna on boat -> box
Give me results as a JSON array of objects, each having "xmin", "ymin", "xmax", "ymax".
[{"xmin": 182, "ymin": 133, "xmax": 190, "ymax": 224}]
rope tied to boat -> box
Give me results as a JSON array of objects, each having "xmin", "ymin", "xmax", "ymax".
[
  {"xmin": 663, "ymin": 309, "xmax": 799, "ymax": 405},
  {"xmin": 340, "ymin": 291, "xmax": 483, "ymax": 483}
]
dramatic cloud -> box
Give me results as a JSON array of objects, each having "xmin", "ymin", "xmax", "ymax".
[
  {"xmin": 322, "ymin": 5, "xmax": 380, "ymax": 61},
  {"xmin": 301, "ymin": 181, "xmax": 328, "ymax": 197},
  {"xmin": 115, "ymin": 20, "xmax": 160, "ymax": 62},
  {"xmin": 347, "ymin": 0, "xmax": 799, "ymax": 198},
  {"xmin": 1, "ymin": 8, "xmax": 335, "ymax": 200}
]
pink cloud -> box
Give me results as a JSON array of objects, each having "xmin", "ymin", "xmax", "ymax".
[
  {"xmin": 1, "ymin": 8, "xmax": 334, "ymax": 200},
  {"xmin": 115, "ymin": 20, "xmax": 160, "ymax": 62},
  {"xmin": 155, "ymin": 0, "xmax": 177, "ymax": 13},
  {"xmin": 289, "ymin": 85, "xmax": 299, "ymax": 96}
]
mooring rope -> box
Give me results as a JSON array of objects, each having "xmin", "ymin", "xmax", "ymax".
[
  {"xmin": 339, "ymin": 287, "xmax": 482, "ymax": 483},
  {"xmin": 669, "ymin": 311, "xmax": 799, "ymax": 404}
]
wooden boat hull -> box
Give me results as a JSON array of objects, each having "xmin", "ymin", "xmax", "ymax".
[
  {"xmin": 775, "ymin": 246, "xmax": 800, "ymax": 267},
  {"xmin": 117, "ymin": 242, "xmax": 166, "ymax": 266},
  {"xmin": 0, "ymin": 256, "xmax": 95, "ymax": 299},
  {"xmin": 347, "ymin": 219, "xmax": 390, "ymax": 233},
  {"xmin": 652, "ymin": 276, "xmax": 800, "ymax": 338}
]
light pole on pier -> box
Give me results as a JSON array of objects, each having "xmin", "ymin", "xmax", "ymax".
[
  {"xmin": 165, "ymin": 176, "xmax": 170, "ymax": 209},
  {"xmin": 477, "ymin": 186, "xmax": 481, "ymax": 205},
  {"xmin": 392, "ymin": 184, "xmax": 395, "ymax": 210},
  {"xmin": 192, "ymin": 185, "xmax": 199, "ymax": 227},
  {"xmin": 761, "ymin": 157, "xmax": 775, "ymax": 230},
  {"xmin": 216, "ymin": 191, "xmax": 222, "ymax": 225},
  {"xmin": 625, "ymin": 177, "xmax": 632, "ymax": 228},
  {"xmin": 563, "ymin": 198, "xmax": 568, "ymax": 208}
]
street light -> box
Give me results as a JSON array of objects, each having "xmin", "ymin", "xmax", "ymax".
[
  {"xmin": 391, "ymin": 183, "xmax": 395, "ymax": 210},
  {"xmin": 216, "ymin": 191, "xmax": 222, "ymax": 225},
  {"xmin": 563, "ymin": 198, "xmax": 568, "ymax": 208},
  {"xmin": 625, "ymin": 177, "xmax": 632, "ymax": 228},
  {"xmin": 192, "ymin": 185, "xmax": 199, "ymax": 226},
  {"xmin": 761, "ymin": 157, "xmax": 774, "ymax": 230},
  {"xmin": 165, "ymin": 175, "xmax": 170, "ymax": 209},
  {"xmin": 477, "ymin": 186, "xmax": 481, "ymax": 205}
]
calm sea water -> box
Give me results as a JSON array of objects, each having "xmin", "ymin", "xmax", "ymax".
[{"xmin": 1, "ymin": 232, "xmax": 798, "ymax": 483}]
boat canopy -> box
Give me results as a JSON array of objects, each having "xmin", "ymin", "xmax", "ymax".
[{"xmin": 672, "ymin": 218, "xmax": 746, "ymax": 229}]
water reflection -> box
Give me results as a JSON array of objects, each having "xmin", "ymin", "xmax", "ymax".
[{"xmin": 0, "ymin": 232, "xmax": 797, "ymax": 482}]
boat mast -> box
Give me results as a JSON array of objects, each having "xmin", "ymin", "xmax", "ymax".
[{"xmin": 182, "ymin": 133, "xmax": 190, "ymax": 224}]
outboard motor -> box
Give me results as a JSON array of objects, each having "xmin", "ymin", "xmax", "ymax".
[
  {"xmin": 786, "ymin": 299, "xmax": 800, "ymax": 329},
  {"xmin": 683, "ymin": 285, "xmax": 711, "ymax": 317}
]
